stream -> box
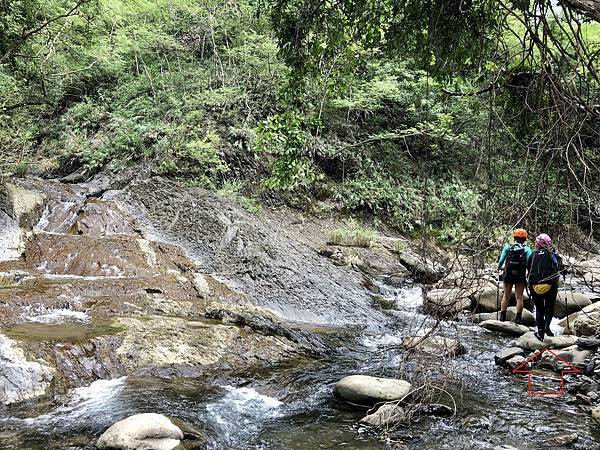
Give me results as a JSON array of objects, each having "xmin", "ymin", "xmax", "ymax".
[{"xmin": 1, "ymin": 180, "xmax": 600, "ymax": 449}]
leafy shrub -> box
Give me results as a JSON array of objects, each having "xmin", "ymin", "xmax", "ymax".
[{"xmin": 256, "ymin": 111, "xmax": 322, "ymax": 190}]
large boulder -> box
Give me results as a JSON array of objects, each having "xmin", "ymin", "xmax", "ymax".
[
  {"xmin": 424, "ymin": 289, "xmax": 471, "ymax": 318},
  {"xmin": 401, "ymin": 336, "xmax": 466, "ymax": 357},
  {"xmin": 472, "ymin": 307, "xmax": 535, "ymax": 326},
  {"xmin": 334, "ymin": 375, "xmax": 411, "ymax": 404},
  {"xmin": 0, "ymin": 334, "xmax": 54, "ymax": 405},
  {"xmin": 480, "ymin": 320, "xmax": 530, "ymax": 336},
  {"xmin": 592, "ymin": 406, "xmax": 600, "ymax": 425},
  {"xmin": 548, "ymin": 345, "xmax": 592, "ymax": 367},
  {"xmin": 97, "ymin": 413, "xmax": 184, "ymax": 450},
  {"xmin": 573, "ymin": 311, "xmax": 600, "ymax": 337},
  {"xmin": 554, "ymin": 291, "xmax": 592, "ymax": 319},
  {"xmin": 472, "ymin": 284, "xmax": 533, "ymax": 313},
  {"xmin": 515, "ymin": 332, "xmax": 578, "ymax": 351}
]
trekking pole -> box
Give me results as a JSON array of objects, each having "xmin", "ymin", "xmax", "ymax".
[
  {"xmin": 496, "ymin": 268, "xmax": 500, "ymax": 320},
  {"xmin": 563, "ymin": 271, "xmax": 571, "ymax": 335}
]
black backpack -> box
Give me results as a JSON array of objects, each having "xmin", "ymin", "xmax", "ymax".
[{"xmin": 506, "ymin": 243, "xmax": 526, "ymax": 276}]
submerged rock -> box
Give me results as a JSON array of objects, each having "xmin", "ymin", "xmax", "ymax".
[
  {"xmin": 334, "ymin": 375, "xmax": 411, "ymax": 404},
  {"xmin": 472, "ymin": 307, "xmax": 535, "ymax": 326},
  {"xmin": 515, "ymin": 332, "xmax": 578, "ymax": 351},
  {"xmin": 401, "ymin": 335, "xmax": 466, "ymax": 357},
  {"xmin": 360, "ymin": 403, "xmax": 406, "ymax": 427},
  {"xmin": 97, "ymin": 413, "xmax": 183, "ymax": 450},
  {"xmin": 0, "ymin": 334, "xmax": 54, "ymax": 405},
  {"xmin": 480, "ymin": 320, "xmax": 530, "ymax": 336}
]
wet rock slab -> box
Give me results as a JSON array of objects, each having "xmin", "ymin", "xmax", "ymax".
[
  {"xmin": 480, "ymin": 320, "xmax": 530, "ymax": 336},
  {"xmin": 515, "ymin": 332, "xmax": 578, "ymax": 351}
]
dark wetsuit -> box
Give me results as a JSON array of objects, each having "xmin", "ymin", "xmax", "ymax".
[{"xmin": 528, "ymin": 248, "xmax": 561, "ymax": 334}]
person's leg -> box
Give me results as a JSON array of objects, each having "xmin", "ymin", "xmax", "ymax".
[
  {"xmin": 544, "ymin": 283, "xmax": 558, "ymax": 336},
  {"xmin": 514, "ymin": 283, "xmax": 525, "ymax": 323},
  {"xmin": 533, "ymin": 291, "xmax": 545, "ymax": 340},
  {"xmin": 501, "ymin": 282, "xmax": 513, "ymax": 321}
]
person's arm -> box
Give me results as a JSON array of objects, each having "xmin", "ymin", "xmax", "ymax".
[{"xmin": 497, "ymin": 244, "xmax": 508, "ymax": 269}]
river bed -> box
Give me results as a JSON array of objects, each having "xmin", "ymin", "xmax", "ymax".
[{"xmin": 2, "ymin": 282, "xmax": 600, "ymax": 449}]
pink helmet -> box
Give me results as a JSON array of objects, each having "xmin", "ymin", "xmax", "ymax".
[{"xmin": 535, "ymin": 233, "xmax": 552, "ymax": 247}]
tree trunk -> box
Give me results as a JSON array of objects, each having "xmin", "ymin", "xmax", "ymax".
[{"xmin": 562, "ymin": 0, "xmax": 600, "ymax": 22}]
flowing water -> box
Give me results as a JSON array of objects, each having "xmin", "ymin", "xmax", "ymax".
[
  {"xmin": 1, "ymin": 181, "xmax": 600, "ymax": 449},
  {"xmin": 2, "ymin": 282, "xmax": 600, "ymax": 449}
]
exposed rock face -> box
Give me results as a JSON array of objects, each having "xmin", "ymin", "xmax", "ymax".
[
  {"xmin": 0, "ymin": 181, "xmax": 46, "ymax": 261},
  {"xmin": 515, "ymin": 332, "xmax": 578, "ymax": 351},
  {"xmin": 472, "ymin": 307, "xmax": 536, "ymax": 326},
  {"xmin": 401, "ymin": 336, "xmax": 466, "ymax": 357},
  {"xmin": 113, "ymin": 178, "xmax": 387, "ymax": 327},
  {"xmin": 97, "ymin": 413, "xmax": 183, "ymax": 450},
  {"xmin": 334, "ymin": 375, "xmax": 411, "ymax": 404},
  {"xmin": 554, "ymin": 291, "xmax": 592, "ymax": 319},
  {"xmin": 480, "ymin": 320, "xmax": 530, "ymax": 336},
  {"xmin": 115, "ymin": 316, "xmax": 300, "ymax": 370},
  {"xmin": 0, "ymin": 334, "xmax": 54, "ymax": 404}
]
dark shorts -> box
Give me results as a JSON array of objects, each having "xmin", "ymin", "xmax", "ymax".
[{"xmin": 503, "ymin": 272, "xmax": 526, "ymax": 285}]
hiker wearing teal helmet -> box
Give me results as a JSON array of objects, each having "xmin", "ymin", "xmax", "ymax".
[
  {"xmin": 528, "ymin": 233, "xmax": 562, "ymax": 341},
  {"xmin": 497, "ymin": 229, "xmax": 532, "ymax": 324}
]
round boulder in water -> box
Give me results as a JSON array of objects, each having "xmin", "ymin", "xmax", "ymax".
[
  {"xmin": 480, "ymin": 320, "xmax": 530, "ymax": 336},
  {"xmin": 334, "ymin": 375, "xmax": 411, "ymax": 404},
  {"xmin": 97, "ymin": 413, "xmax": 184, "ymax": 450}
]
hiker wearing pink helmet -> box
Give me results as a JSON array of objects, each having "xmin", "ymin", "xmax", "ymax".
[
  {"xmin": 528, "ymin": 233, "xmax": 563, "ymax": 341},
  {"xmin": 535, "ymin": 233, "xmax": 552, "ymax": 248}
]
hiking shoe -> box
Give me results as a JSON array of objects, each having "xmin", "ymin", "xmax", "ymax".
[
  {"xmin": 515, "ymin": 312, "xmax": 522, "ymax": 325},
  {"xmin": 500, "ymin": 311, "xmax": 507, "ymax": 322},
  {"xmin": 545, "ymin": 328, "xmax": 555, "ymax": 337},
  {"xmin": 534, "ymin": 331, "xmax": 545, "ymax": 341}
]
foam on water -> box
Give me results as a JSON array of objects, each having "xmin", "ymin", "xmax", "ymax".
[
  {"xmin": 3, "ymin": 377, "xmax": 126, "ymax": 427},
  {"xmin": 205, "ymin": 386, "xmax": 282, "ymax": 445}
]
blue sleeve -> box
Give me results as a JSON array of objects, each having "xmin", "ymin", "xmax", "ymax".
[
  {"xmin": 525, "ymin": 246, "xmax": 533, "ymax": 263},
  {"xmin": 497, "ymin": 244, "xmax": 509, "ymax": 269}
]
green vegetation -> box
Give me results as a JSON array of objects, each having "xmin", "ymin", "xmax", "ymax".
[
  {"xmin": 328, "ymin": 221, "xmax": 377, "ymax": 248},
  {"xmin": 1, "ymin": 0, "xmax": 599, "ymax": 248}
]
